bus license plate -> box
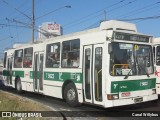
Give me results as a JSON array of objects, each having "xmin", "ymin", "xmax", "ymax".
[{"xmin": 134, "ymin": 97, "xmax": 143, "ymax": 103}]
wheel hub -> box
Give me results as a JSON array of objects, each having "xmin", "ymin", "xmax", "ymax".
[{"xmin": 67, "ymin": 88, "xmax": 75, "ymax": 101}]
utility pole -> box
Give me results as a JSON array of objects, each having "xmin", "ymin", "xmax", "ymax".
[{"xmin": 32, "ymin": 0, "xmax": 35, "ymax": 43}]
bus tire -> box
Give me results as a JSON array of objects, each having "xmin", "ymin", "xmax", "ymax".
[
  {"xmin": 16, "ymin": 79, "xmax": 23, "ymax": 93},
  {"xmin": 64, "ymin": 83, "xmax": 79, "ymax": 107}
]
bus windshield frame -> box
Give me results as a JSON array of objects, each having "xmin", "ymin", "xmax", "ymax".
[{"xmin": 110, "ymin": 42, "xmax": 154, "ymax": 76}]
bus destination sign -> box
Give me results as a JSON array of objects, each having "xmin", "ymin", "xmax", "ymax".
[{"xmin": 114, "ymin": 32, "xmax": 150, "ymax": 43}]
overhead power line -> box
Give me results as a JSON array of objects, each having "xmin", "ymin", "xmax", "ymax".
[
  {"xmin": 5, "ymin": 18, "xmax": 31, "ymax": 27},
  {"xmin": 64, "ymin": 0, "xmax": 127, "ymax": 28},
  {"xmin": 115, "ymin": 1, "xmax": 160, "ymax": 19},
  {"xmin": 0, "ymin": 23, "xmax": 31, "ymax": 28},
  {"xmin": 83, "ymin": 14, "xmax": 160, "ymax": 31},
  {"xmin": 106, "ymin": 0, "xmax": 137, "ymax": 14},
  {"xmin": 119, "ymin": 15, "xmax": 160, "ymax": 21},
  {"xmin": 64, "ymin": 0, "xmax": 137, "ymax": 30},
  {"xmin": 35, "ymin": 5, "xmax": 71, "ymax": 20},
  {"xmin": 1, "ymin": 0, "xmax": 31, "ymax": 20}
]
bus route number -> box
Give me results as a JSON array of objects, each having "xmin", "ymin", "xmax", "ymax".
[{"xmin": 47, "ymin": 73, "xmax": 54, "ymax": 79}]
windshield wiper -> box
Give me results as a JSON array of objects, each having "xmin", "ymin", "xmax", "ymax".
[
  {"xmin": 135, "ymin": 56, "xmax": 150, "ymax": 78},
  {"xmin": 136, "ymin": 62, "xmax": 150, "ymax": 78},
  {"xmin": 124, "ymin": 69, "xmax": 132, "ymax": 79},
  {"xmin": 124, "ymin": 63, "xmax": 134, "ymax": 79},
  {"xmin": 124, "ymin": 62, "xmax": 150, "ymax": 79}
]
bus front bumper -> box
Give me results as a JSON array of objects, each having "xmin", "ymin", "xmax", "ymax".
[{"xmin": 105, "ymin": 94, "xmax": 158, "ymax": 108}]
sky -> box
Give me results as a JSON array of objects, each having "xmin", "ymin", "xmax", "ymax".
[{"xmin": 0, "ymin": 0, "xmax": 160, "ymax": 58}]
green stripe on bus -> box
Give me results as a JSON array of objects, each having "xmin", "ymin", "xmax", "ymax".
[
  {"xmin": 12, "ymin": 70, "xmax": 24, "ymax": 78},
  {"xmin": 30, "ymin": 71, "xmax": 82, "ymax": 83},
  {"xmin": 111, "ymin": 78, "xmax": 156, "ymax": 93},
  {"xmin": 44, "ymin": 71, "xmax": 82, "ymax": 83},
  {"xmin": 3, "ymin": 70, "xmax": 10, "ymax": 76},
  {"xmin": 44, "ymin": 72, "xmax": 83, "ymax": 83},
  {"xmin": 3, "ymin": 70, "xmax": 24, "ymax": 78}
]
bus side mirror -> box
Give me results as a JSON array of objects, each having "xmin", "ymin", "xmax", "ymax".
[{"xmin": 108, "ymin": 43, "xmax": 112, "ymax": 54}]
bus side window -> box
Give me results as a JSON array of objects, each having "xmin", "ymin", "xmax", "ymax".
[
  {"xmin": 14, "ymin": 49, "xmax": 23, "ymax": 68},
  {"xmin": 15, "ymin": 58, "xmax": 22, "ymax": 68},
  {"xmin": 73, "ymin": 56, "xmax": 80, "ymax": 67},
  {"xmin": 46, "ymin": 43, "xmax": 60, "ymax": 68},
  {"xmin": 23, "ymin": 47, "xmax": 33, "ymax": 68},
  {"xmin": 62, "ymin": 39, "xmax": 80, "ymax": 68}
]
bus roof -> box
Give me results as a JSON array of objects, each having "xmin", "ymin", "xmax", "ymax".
[
  {"xmin": 100, "ymin": 20, "xmax": 137, "ymax": 32},
  {"xmin": 153, "ymin": 37, "xmax": 160, "ymax": 44},
  {"xmin": 40, "ymin": 20, "xmax": 140, "ymax": 43},
  {"xmin": 6, "ymin": 20, "xmax": 153, "ymax": 50}
]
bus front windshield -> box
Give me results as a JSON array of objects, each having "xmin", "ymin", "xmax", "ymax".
[{"xmin": 110, "ymin": 42, "xmax": 153, "ymax": 76}]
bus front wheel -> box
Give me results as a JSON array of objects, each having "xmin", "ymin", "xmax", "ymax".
[{"xmin": 64, "ymin": 83, "xmax": 79, "ymax": 107}]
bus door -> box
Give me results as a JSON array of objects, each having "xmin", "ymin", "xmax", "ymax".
[
  {"xmin": 7, "ymin": 57, "xmax": 13, "ymax": 85},
  {"xmin": 33, "ymin": 52, "xmax": 44, "ymax": 93},
  {"xmin": 154, "ymin": 46, "xmax": 160, "ymax": 94},
  {"xmin": 83, "ymin": 44, "xmax": 103, "ymax": 105}
]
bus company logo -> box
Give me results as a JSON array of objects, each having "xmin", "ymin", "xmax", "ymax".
[
  {"xmin": 113, "ymin": 84, "xmax": 118, "ymax": 89},
  {"xmin": 140, "ymin": 81, "xmax": 148, "ymax": 86}
]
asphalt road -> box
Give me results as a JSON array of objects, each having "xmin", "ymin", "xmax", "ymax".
[{"xmin": 0, "ymin": 80, "xmax": 160, "ymax": 120}]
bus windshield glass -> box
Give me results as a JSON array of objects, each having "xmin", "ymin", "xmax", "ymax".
[{"xmin": 110, "ymin": 42, "xmax": 153, "ymax": 76}]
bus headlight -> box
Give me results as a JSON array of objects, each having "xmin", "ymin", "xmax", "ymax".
[
  {"xmin": 152, "ymin": 89, "xmax": 156, "ymax": 94},
  {"xmin": 107, "ymin": 94, "xmax": 119, "ymax": 100}
]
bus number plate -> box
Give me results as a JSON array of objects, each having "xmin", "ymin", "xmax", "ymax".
[{"xmin": 134, "ymin": 97, "xmax": 143, "ymax": 103}]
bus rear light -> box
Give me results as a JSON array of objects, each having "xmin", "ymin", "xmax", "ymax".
[
  {"xmin": 152, "ymin": 89, "xmax": 156, "ymax": 94},
  {"xmin": 107, "ymin": 94, "xmax": 119, "ymax": 100}
]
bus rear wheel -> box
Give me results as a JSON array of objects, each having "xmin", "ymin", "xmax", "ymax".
[
  {"xmin": 16, "ymin": 79, "xmax": 23, "ymax": 93},
  {"xmin": 64, "ymin": 83, "xmax": 79, "ymax": 107}
]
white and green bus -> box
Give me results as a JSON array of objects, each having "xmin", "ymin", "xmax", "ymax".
[
  {"xmin": 3, "ymin": 20, "xmax": 158, "ymax": 108},
  {"xmin": 152, "ymin": 37, "xmax": 160, "ymax": 95}
]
